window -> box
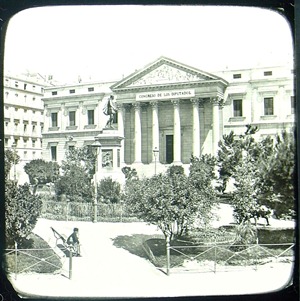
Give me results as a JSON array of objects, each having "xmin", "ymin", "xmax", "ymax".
[
  {"xmin": 69, "ymin": 111, "xmax": 76, "ymax": 126},
  {"xmin": 52, "ymin": 91, "xmax": 58, "ymax": 96},
  {"xmin": 15, "ymin": 81, "xmax": 18, "ymax": 88},
  {"xmin": 69, "ymin": 145, "xmax": 75, "ymax": 152},
  {"xmin": 88, "ymin": 87, "xmax": 94, "ymax": 92},
  {"xmin": 23, "ymin": 123, "xmax": 27, "ymax": 133},
  {"xmin": 51, "ymin": 112, "xmax": 58, "ymax": 127},
  {"xmin": 24, "ymin": 83, "xmax": 27, "ymax": 90},
  {"xmin": 87, "ymin": 109, "xmax": 94, "ymax": 125},
  {"xmin": 264, "ymin": 71, "xmax": 272, "ymax": 76},
  {"xmin": 5, "ymin": 138, "xmax": 8, "ymax": 146},
  {"xmin": 32, "ymin": 140, "xmax": 36, "ymax": 148},
  {"xmin": 264, "ymin": 97, "xmax": 274, "ymax": 115},
  {"xmin": 69, "ymin": 89, "xmax": 75, "ymax": 94},
  {"xmin": 291, "ymin": 96, "xmax": 295, "ymax": 114},
  {"xmin": 233, "ymin": 73, "xmax": 241, "ymax": 79},
  {"xmin": 51, "ymin": 146, "xmax": 57, "ymax": 161},
  {"xmin": 23, "ymin": 139, "xmax": 28, "ymax": 148},
  {"xmin": 32, "ymin": 151, "xmax": 36, "ymax": 159},
  {"xmin": 233, "ymin": 99, "xmax": 243, "ymax": 117},
  {"xmin": 32, "ymin": 85, "xmax": 36, "ymax": 90},
  {"xmin": 32, "ymin": 125, "xmax": 36, "ymax": 133}
]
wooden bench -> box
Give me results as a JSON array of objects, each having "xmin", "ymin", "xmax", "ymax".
[{"xmin": 50, "ymin": 227, "xmax": 69, "ymax": 249}]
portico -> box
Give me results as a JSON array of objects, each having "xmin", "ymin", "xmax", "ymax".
[{"xmin": 111, "ymin": 57, "xmax": 228, "ymax": 169}]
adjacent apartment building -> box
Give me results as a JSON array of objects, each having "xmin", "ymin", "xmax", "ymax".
[{"xmin": 4, "ymin": 73, "xmax": 49, "ymax": 183}]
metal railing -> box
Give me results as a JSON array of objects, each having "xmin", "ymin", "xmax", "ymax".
[
  {"xmin": 41, "ymin": 200, "xmax": 135, "ymax": 222},
  {"xmin": 4, "ymin": 241, "xmax": 73, "ymax": 280},
  {"xmin": 165, "ymin": 238, "xmax": 294, "ymax": 275}
]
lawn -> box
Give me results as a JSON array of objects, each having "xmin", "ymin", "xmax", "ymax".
[
  {"xmin": 112, "ymin": 226, "xmax": 295, "ymax": 269},
  {"xmin": 4, "ymin": 233, "xmax": 62, "ymax": 275}
]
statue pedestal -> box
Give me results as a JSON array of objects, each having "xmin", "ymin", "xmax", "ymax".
[{"xmin": 95, "ymin": 129, "xmax": 125, "ymax": 183}]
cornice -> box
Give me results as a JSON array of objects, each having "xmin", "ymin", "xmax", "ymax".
[
  {"xmin": 112, "ymin": 79, "xmax": 228, "ymax": 94},
  {"xmin": 42, "ymin": 92, "xmax": 105, "ymax": 102}
]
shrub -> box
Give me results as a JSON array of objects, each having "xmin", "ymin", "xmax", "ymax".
[{"xmin": 5, "ymin": 181, "xmax": 42, "ymax": 248}]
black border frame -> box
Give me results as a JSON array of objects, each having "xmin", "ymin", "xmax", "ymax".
[{"xmin": 0, "ymin": 1, "xmax": 298, "ymax": 301}]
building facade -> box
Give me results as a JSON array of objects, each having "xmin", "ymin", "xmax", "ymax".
[
  {"xmin": 42, "ymin": 81, "xmax": 116, "ymax": 163},
  {"xmin": 4, "ymin": 73, "xmax": 48, "ymax": 183},
  {"xmin": 42, "ymin": 57, "xmax": 295, "ymax": 178}
]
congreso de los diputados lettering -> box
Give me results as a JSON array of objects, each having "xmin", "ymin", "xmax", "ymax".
[{"xmin": 41, "ymin": 56, "xmax": 295, "ymax": 181}]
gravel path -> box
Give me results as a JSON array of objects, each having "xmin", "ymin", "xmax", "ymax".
[{"xmin": 7, "ymin": 204, "xmax": 295, "ymax": 298}]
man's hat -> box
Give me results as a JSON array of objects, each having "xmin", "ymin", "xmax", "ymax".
[{"xmin": 74, "ymin": 228, "xmax": 79, "ymax": 231}]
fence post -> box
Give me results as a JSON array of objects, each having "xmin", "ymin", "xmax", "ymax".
[
  {"xmin": 69, "ymin": 248, "xmax": 73, "ymax": 280},
  {"xmin": 254, "ymin": 237, "xmax": 259, "ymax": 271},
  {"xmin": 14, "ymin": 241, "xmax": 18, "ymax": 280},
  {"xmin": 166, "ymin": 235, "xmax": 171, "ymax": 276},
  {"xmin": 214, "ymin": 238, "xmax": 217, "ymax": 273}
]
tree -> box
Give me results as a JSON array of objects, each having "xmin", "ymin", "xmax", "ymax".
[
  {"xmin": 5, "ymin": 181, "xmax": 42, "ymax": 248},
  {"xmin": 121, "ymin": 166, "xmax": 138, "ymax": 181},
  {"xmin": 54, "ymin": 146, "xmax": 95, "ymax": 202},
  {"xmin": 217, "ymin": 125, "xmax": 265, "ymax": 192},
  {"xmin": 125, "ymin": 162, "xmax": 218, "ymax": 240},
  {"xmin": 230, "ymin": 157, "xmax": 261, "ymax": 224},
  {"xmin": 4, "ymin": 149, "xmax": 20, "ymax": 180},
  {"xmin": 259, "ymin": 130, "xmax": 296, "ymax": 218},
  {"xmin": 218, "ymin": 125, "xmax": 296, "ymax": 219},
  {"xmin": 24, "ymin": 159, "xmax": 60, "ymax": 185},
  {"xmin": 97, "ymin": 177, "xmax": 121, "ymax": 204}
]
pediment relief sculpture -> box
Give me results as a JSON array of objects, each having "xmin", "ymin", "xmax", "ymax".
[{"xmin": 128, "ymin": 64, "xmax": 205, "ymax": 87}]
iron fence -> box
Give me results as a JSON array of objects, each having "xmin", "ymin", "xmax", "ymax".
[
  {"xmin": 4, "ymin": 242, "xmax": 72, "ymax": 280},
  {"xmin": 41, "ymin": 200, "xmax": 135, "ymax": 222},
  {"xmin": 165, "ymin": 238, "xmax": 295, "ymax": 275}
]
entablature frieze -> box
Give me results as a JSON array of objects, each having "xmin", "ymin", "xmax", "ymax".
[{"xmin": 112, "ymin": 79, "xmax": 227, "ymax": 95}]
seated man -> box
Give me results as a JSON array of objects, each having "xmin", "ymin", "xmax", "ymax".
[{"xmin": 67, "ymin": 227, "xmax": 81, "ymax": 256}]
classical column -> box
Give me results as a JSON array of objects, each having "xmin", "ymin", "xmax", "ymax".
[
  {"xmin": 212, "ymin": 97, "xmax": 221, "ymax": 155},
  {"xmin": 172, "ymin": 99, "xmax": 181, "ymax": 164},
  {"xmin": 191, "ymin": 98, "xmax": 200, "ymax": 158},
  {"xmin": 133, "ymin": 102, "xmax": 142, "ymax": 163},
  {"xmin": 116, "ymin": 103, "xmax": 125, "ymax": 165},
  {"xmin": 150, "ymin": 100, "xmax": 160, "ymax": 162}
]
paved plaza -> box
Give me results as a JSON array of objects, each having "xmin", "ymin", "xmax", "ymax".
[{"xmin": 8, "ymin": 205, "xmax": 295, "ymax": 298}]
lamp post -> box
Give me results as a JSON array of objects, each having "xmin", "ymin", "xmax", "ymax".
[
  {"xmin": 153, "ymin": 147, "xmax": 159, "ymax": 175},
  {"xmin": 91, "ymin": 140, "xmax": 102, "ymax": 223}
]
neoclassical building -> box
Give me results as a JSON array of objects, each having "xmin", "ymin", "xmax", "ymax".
[{"xmin": 42, "ymin": 57, "xmax": 295, "ymax": 177}]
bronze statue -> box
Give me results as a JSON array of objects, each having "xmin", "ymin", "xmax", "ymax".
[{"xmin": 103, "ymin": 95, "xmax": 116, "ymax": 128}]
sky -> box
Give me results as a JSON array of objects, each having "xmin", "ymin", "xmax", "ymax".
[{"xmin": 4, "ymin": 5, "xmax": 294, "ymax": 84}]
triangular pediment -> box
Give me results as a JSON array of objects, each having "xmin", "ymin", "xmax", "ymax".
[{"xmin": 111, "ymin": 57, "xmax": 224, "ymax": 90}]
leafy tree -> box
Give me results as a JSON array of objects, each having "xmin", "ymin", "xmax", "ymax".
[
  {"xmin": 218, "ymin": 125, "xmax": 296, "ymax": 219},
  {"xmin": 55, "ymin": 146, "xmax": 95, "ymax": 202},
  {"xmin": 259, "ymin": 130, "xmax": 296, "ymax": 218},
  {"xmin": 121, "ymin": 166, "xmax": 138, "ymax": 180},
  {"xmin": 24, "ymin": 159, "xmax": 60, "ymax": 185},
  {"xmin": 97, "ymin": 177, "xmax": 121, "ymax": 204},
  {"xmin": 217, "ymin": 125, "xmax": 264, "ymax": 192},
  {"xmin": 231, "ymin": 157, "xmax": 261, "ymax": 224},
  {"xmin": 166, "ymin": 165, "xmax": 184, "ymax": 177},
  {"xmin": 4, "ymin": 149, "xmax": 20, "ymax": 180},
  {"xmin": 125, "ymin": 162, "xmax": 217, "ymax": 240},
  {"xmin": 5, "ymin": 181, "xmax": 42, "ymax": 248}
]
